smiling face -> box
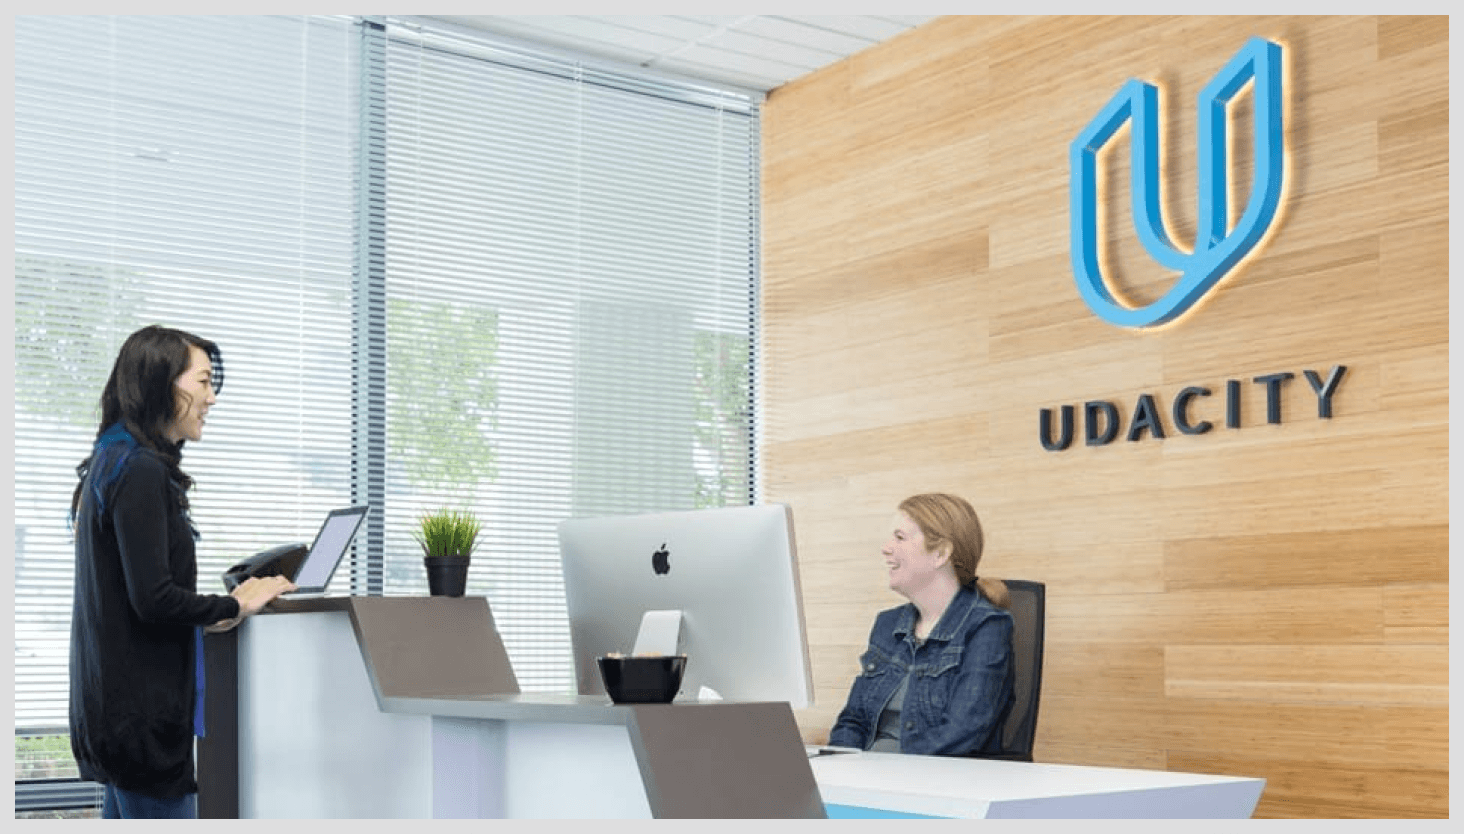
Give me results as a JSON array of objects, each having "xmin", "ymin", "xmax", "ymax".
[
  {"xmin": 882, "ymin": 510, "xmax": 951, "ymax": 599},
  {"xmin": 167, "ymin": 345, "xmax": 217, "ymax": 443}
]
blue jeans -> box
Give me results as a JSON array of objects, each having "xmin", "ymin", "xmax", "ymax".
[{"xmin": 101, "ymin": 784, "xmax": 197, "ymax": 819}]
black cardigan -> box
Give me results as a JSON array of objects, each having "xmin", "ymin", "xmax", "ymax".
[{"xmin": 69, "ymin": 443, "xmax": 240, "ymax": 798}]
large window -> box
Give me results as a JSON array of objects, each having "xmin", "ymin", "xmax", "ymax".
[
  {"xmin": 377, "ymin": 21, "xmax": 759, "ymax": 688},
  {"xmin": 13, "ymin": 16, "xmax": 363, "ymax": 776},
  {"xmin": 12, "ymin": 14, "xmax": 760, "ymax": 812}
]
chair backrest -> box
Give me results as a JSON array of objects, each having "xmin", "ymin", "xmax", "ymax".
[{"xmin": 973, "ymin": 579, "xmax": 1045, "ymax": 761}]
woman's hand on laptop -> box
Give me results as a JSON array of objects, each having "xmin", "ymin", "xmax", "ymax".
[{"xmin": 231, "ymin": 575, "xmax": 298, "ymax": 617}]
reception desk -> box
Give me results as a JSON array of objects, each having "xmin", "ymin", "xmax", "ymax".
[
  {"xmin": 199, "ymin": 596, "xmax": 1262, "ymax": 819},
  {"xmin": 198, "ymin": 596, "xmax": 823, "ymax": 818}
]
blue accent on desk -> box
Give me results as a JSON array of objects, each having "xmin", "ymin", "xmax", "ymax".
[{"xmin": 825, "ymin": 804, "xmax": 944, "ymax": 819}]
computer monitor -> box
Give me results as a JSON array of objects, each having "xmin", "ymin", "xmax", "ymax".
[{"xmin": 557, "ymin": 503, "xmax": 814, "ymax": 707}]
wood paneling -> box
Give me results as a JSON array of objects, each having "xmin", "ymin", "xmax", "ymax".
[
  {"xmin": 762, "ymin": 15, "xmax": 1447, "ymax": 818},
  {"xmin": 1163, "ymin": 644, "xmax": 1448, "ymax": 704},
  {"xmin": 1166, "ymin": 752, "xmax": 1450, "ymax": 819}
]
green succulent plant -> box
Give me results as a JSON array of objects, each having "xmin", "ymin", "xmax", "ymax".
[{"xmin": 413, "ymin": 508, "xmax": 481, "ymax": 560}]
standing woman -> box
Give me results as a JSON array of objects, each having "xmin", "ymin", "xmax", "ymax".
[
  {"xmin": 828, "ymin": 493, "xmax": 1015, "ymax": 755},
  {"xmin": 68, "ymin": 325, "xmax": 295, "ymax": 818}
]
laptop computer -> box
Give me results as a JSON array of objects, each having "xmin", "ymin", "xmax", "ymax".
[{"xmin": 282, "ymin": 505, "xmax": 370, "ymax": 597}]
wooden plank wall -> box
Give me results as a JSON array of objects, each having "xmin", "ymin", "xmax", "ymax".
[{"xmin": 760, "ymin": 15, "xmax": 1447, "ymax": 819}]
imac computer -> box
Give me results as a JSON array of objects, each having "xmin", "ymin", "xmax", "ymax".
[{"xmin": 557, "ymin": 503, "xmax": 814, "ymax": 707}]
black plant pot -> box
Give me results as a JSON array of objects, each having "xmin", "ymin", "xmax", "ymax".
[{"xmin": 424, "ymin": 554, "xmax": 470, "ymax": 597}]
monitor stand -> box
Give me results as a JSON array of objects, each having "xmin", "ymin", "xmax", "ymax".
[
  {"xmin": 632, "ymin": 609, "xmax": 684, "ymax": 656},
  {"xmin": 633, "ymin": 609, "xmax": 724, "ymax": 701}
]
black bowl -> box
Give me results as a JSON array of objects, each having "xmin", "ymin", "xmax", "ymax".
[{"xmin": 597, "ymin": 655, "xmax": 687, "ymax": 704}]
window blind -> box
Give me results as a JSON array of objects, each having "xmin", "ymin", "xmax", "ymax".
[
  {"xmin": 13, "ymin": 16, "xmax": 362, "ymax": 742},
  {"xmin": 12, "ymin": 15, "xmax": 762, "ymax": 797},
  {"xmin": 376, "ymin": 17, "xmax": 761, "ymax": 690}
]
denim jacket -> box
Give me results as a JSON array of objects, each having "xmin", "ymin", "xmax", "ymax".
[{"xmin": 829, "ymin": 583, "xmax": 1014, "ymax": 755}]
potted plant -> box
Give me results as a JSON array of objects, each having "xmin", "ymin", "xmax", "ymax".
[{"xmin": 413, "ymin": 507, "xmax": 481, "ymax": 597}]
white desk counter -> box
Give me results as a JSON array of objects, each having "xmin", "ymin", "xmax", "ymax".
[
  {"xmin": 205, "ymin": 598, "xmax": 822, "ymax": 818},
  {"xmin": 200, "ymin": 596, "xmax": 1261, "ymax": 819},
  {"xmin": 811, "ymin": 750, "xmax": 1265, "ymax": 818}
]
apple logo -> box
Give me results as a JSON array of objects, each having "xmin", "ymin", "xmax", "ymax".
[{"xmin": 651, "ymin": 542, "xmax": 670, "ymax": 575}]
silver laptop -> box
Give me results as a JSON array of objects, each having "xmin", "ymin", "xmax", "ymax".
[{"xmin": 282, "ymin": 505, "xmax": 369, "ymax": 597}]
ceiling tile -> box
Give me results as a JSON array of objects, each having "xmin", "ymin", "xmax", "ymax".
[
  {"xmin": 594, "ymin": 15, "xmax": 726, "ymax": 41},
  {"xmin": 697, "ymin": 29, "xmax": 847, "ymax": 67},
  {"xmin": 418, "ymin": 14, "xmax": 934, "ymax": 92},
  {"xmin": 733, "ymin": 16, "xmax": 889, "ymax": 55},
  {"xmin": 661, "ymin": 45, "xmax": 814, "ymax": 80},
  {"xmin": 778, "ymin": 14, "xmax": 929, "ymax": 41},
  {"xmin": 494, "ymin": 16, "xmax": 687, "ymax": 56}
]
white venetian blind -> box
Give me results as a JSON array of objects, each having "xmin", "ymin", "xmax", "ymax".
[
  {"xmin": 377, "ymin": 18, "xmax": 761, "ymax": 690},
  {"xmin": 13, "ymin": 15, "xmax": 361, "ymax": 732},
  {"xmin": 13, "ymin": 14, "xmax": 761, "ymax": 754}
]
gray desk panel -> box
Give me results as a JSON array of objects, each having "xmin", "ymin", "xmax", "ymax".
[
  {"xmin": 346, "ymin": 595, "xmax": 520, "ymax": 701},
  {"xmin": 628, "ymin": 702, "xmax": 825, "ymax": 819}
]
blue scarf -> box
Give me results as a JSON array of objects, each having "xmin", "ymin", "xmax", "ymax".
[
  {"xmin": 86, "ymin": 423, "xmax": 140, "ymax": 518},
  {"xmin": 85, "ymin": 423, "xmax": 200, "ymax": 541}
]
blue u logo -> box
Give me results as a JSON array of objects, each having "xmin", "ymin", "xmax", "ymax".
[{"xmin": 1070, "ymin": 37, "xmax": 1286, "ymax": 329}]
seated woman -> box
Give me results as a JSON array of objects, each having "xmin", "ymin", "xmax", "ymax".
[{"xmin": 828, "ymin": 493, "xmax": 1014, "ymax": 755}]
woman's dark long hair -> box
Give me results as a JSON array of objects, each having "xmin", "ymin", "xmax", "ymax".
[{"xmin": 70, "ymin": 325, "xmax": 223, "ymax": 518}]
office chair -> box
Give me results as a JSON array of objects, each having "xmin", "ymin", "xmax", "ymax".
[{"xmin": 970, "ymin": 579, "xmax": 1045, "ymax": 762}]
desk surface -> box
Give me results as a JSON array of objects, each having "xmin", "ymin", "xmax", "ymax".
[
  {"xmin": 811, "ymin": 751, "xmax": 1265, "ymax": 819},
  {"xmin": 238, "ymin": 603, "xmax": 826, "ymax": 818},
  {"xmin": 383, "ymin": 690, "xmax": 782, "ymax": 725},
  {"xmin": 245, "ymin": 599, "xmax": 1263, "ymax": 819}
]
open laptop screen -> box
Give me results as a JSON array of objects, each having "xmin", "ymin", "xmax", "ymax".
[{"xmin": 290, "ymin": 505, "xmax": 369, "ymax": 594}]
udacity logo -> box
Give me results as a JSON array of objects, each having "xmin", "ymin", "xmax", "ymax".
[{"xmin": 1069, "ymin": 37, "xmax": 1287, "ymax": 329}]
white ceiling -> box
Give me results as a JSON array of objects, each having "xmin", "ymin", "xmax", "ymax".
[{"xmin": 419, "ymin": 15, "xmax": 939, "ymax": 94}]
